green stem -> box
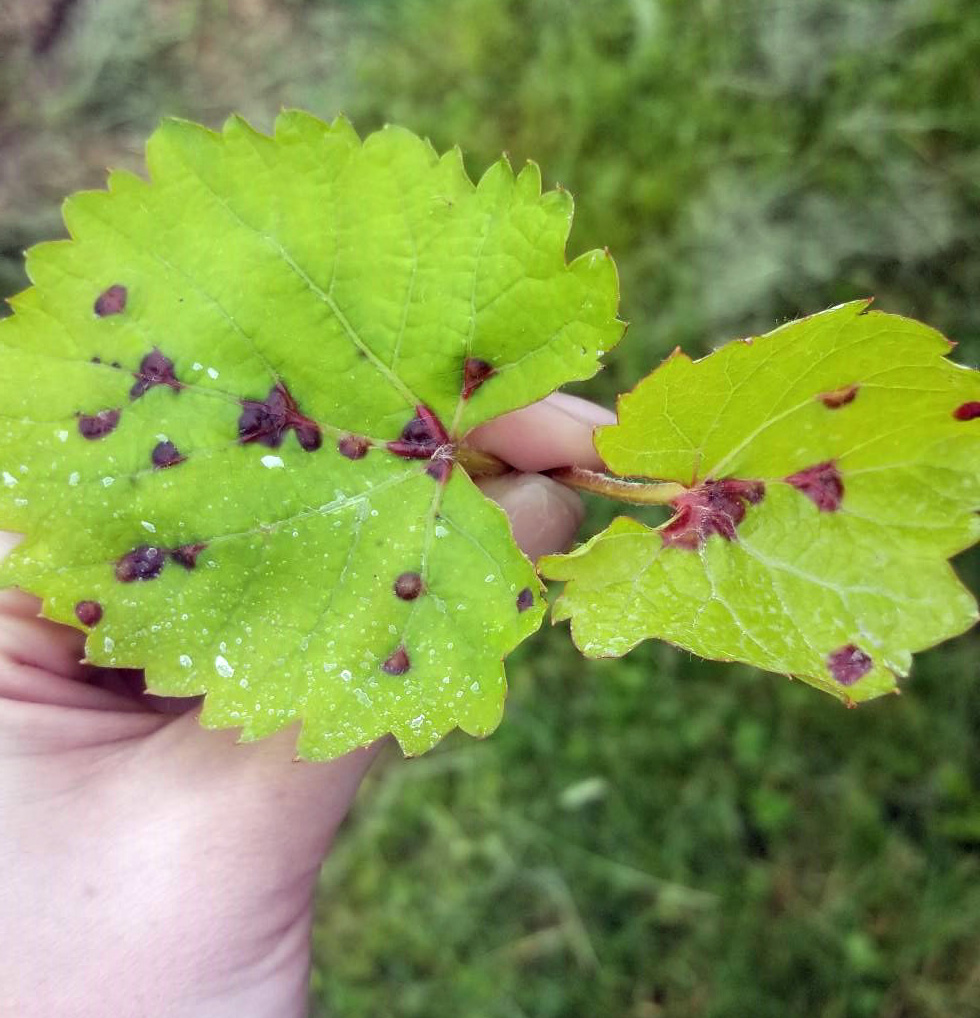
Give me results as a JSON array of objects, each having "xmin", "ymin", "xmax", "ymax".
[
  {"xmin": 455, "ymin": 444, "xmax": 512, "ymax": 477},
  {"xmin": 545, "ymin": 466, "xmax": 685, "ymax": 505},
  {"xmin": 458, "ymin": 445, "xmax": 686, "ymax": 505}
]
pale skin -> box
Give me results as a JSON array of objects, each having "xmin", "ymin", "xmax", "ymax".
[{"xmin": 0, "ymin": 393, "xmax": 614, "ymax": 1018}]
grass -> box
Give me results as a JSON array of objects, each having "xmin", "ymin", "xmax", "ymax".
[{"xmin": 2, "ymin": 1, "xmax": 979, "ymax": 1014}]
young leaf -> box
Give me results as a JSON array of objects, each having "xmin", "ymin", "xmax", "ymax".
[
  {"xmin": 541, "ymin": 302, "xmax": 980, "ymax": 703},
  {"xmin": 0, "ymin": 112, "xmax": 622, "ymax": 759}
]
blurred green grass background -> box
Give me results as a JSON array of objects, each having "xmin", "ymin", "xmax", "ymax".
[{"xmin": 2, "ymin": 1, "xmax": 979, "ymax": 1015}]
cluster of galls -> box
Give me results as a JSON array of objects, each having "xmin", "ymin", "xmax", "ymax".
[{"xmin": 71, "ymin": 289, "xmax": 525, "ymax": 679}]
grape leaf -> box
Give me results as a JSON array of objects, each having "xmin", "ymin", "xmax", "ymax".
[
  {"xmin": 541, "ymin": 302, "xmax": 980, "ymax": 703},
  {"xmin": 0, "ymin": 112, "xmax": 622, "ymax": 759}
]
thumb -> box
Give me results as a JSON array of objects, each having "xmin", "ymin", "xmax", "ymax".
[{"xmin": 478, "ymin": 472, "xmax": 585, "ymax": 561}]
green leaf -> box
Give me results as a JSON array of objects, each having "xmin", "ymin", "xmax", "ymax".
[
  {"xmin": 541, "ymin": 302, "xmax": 980, "ymax": 703},
  {"xmin": 0, "ymin": 112, "xmax": 622, "ymax": 759}
]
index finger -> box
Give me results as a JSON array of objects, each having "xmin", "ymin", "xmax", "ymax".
[{"xmin": 467, "ymin": 392, "xmax": 615, "ymax": 472}]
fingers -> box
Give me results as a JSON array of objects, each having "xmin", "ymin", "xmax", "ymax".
[
  {"xmin": 469, "ymin": 392, "xmax": 615, "ymax": 472},
  {"xmin": 477, "ymin": 472, "xmax": 585, "ymax": 561},
  {"xmin": 0, "ymin": 533, "xmax": 37, "ymax": 620},
  {"xmin": 0, "ymin": 615, "xmax": 88, "ymax": 680},
  {"xmin": 470, "ymin": 393, "xmax": 612, "ymax": 559},
  {"xmin": 0, "ymin": 532, "xmax": 89, "ymax": 680},
  {"xmin": 163, "ymin": 711, "xmax": 384, "ymax": 863}
]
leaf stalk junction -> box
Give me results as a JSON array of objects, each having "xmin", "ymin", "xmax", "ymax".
[{"xmin": 456, "ymin": 446, "xmax": 685, "ymax": 505}]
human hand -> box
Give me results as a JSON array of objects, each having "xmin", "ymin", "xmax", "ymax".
[{"xmin": 0, "ymin": 393, "xmax": 612, "ymax": 1018}]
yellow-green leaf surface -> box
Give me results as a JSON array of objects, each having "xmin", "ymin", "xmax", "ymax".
[
  {"xmin": 541, "ymin": 302, "xmax": 980, "ymax": 703},
  {"xmin": 0, "ymin": 112, "xmax": 622, "ymax": 759}
]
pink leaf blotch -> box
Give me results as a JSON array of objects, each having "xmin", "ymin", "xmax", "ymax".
[
  {"xmin": 394, "ymin": 572, "xmax": 424, "ymax": 600},
  {"xmin": 819, "ymin": 384, "xmax": 859, "ymax": 409},
  {"xmin": 94, "ymin": 284, "xmax": 127, "ymax": 317},
  {"xmin": 425, "ymin": 457, "xmax": 453, "ymax": 483},
  {"xmin": 382, "ymin": 645, "xmax": 411, "ymax": 675},
  {"xmin": 131, "ymin": 349, "xmax": 182, "ymax": 399},
  {"xmin": 77, "ymin": 408, "xmax": 121, "ymax": 440},
  {"xmin": 953, "ymin": 401, "xmax": 980, "ymax": 421},
  {"xmin": 661, "ymin": 479, "xmax": 765, "ymax": 550},
  {"xmin": 115, "ymin": 545, "xmax": 167, "ymax": 583},
  {"xmin": 516, "ymin": 587, "xmax": 534, "ymax": 612},
  {"xmin": 294, "ymin": 421, "xmax": 323, "ymax": 452},
  {"xmin": 387, "ymin": 405, "xmax": 450, "ymax": 460},
  {"xmin": 827, "ymin": 644, "xmax": 873, "ymax": 686},
  {"xmin": 171, "ymin": 543, "xmax": 207, "ymax": 570},
  {"xmin": 151, "ymin": 440, "xmax": 186, "ymax": 469},
  {"xmin": 74, "ymin": 600, "xmax": 103, "ymax": 627},
  {"xmin": 785, "ymin": 460, "xmax": 844, "ymax": 512},
  {"xmin": 239, "ymin": 382, "xmax": 322, "ymax": 451},
  {"xmin": 337, "ymin": 435, "xmax": 370, "ymax": 460},
  {"xmin": 462, "ymin": 357, "xmax": 496, "ymax": 399}
]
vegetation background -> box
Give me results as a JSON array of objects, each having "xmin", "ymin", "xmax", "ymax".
[{"xmin": 1, "ymin": 1, "xmax": 979, "ymax": 1015}]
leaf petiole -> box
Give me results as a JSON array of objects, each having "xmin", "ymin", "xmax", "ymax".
[
  {"xmin": 545, "ymin": 467, "xmax": 686, "ymax": 505},
  {"xmin": 457, "ymin": 446, "xmax": 686, "ymax": 505},
  {"xmin": 455, "ymin": 445, "xmax": 513, "ymax": 478}
]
